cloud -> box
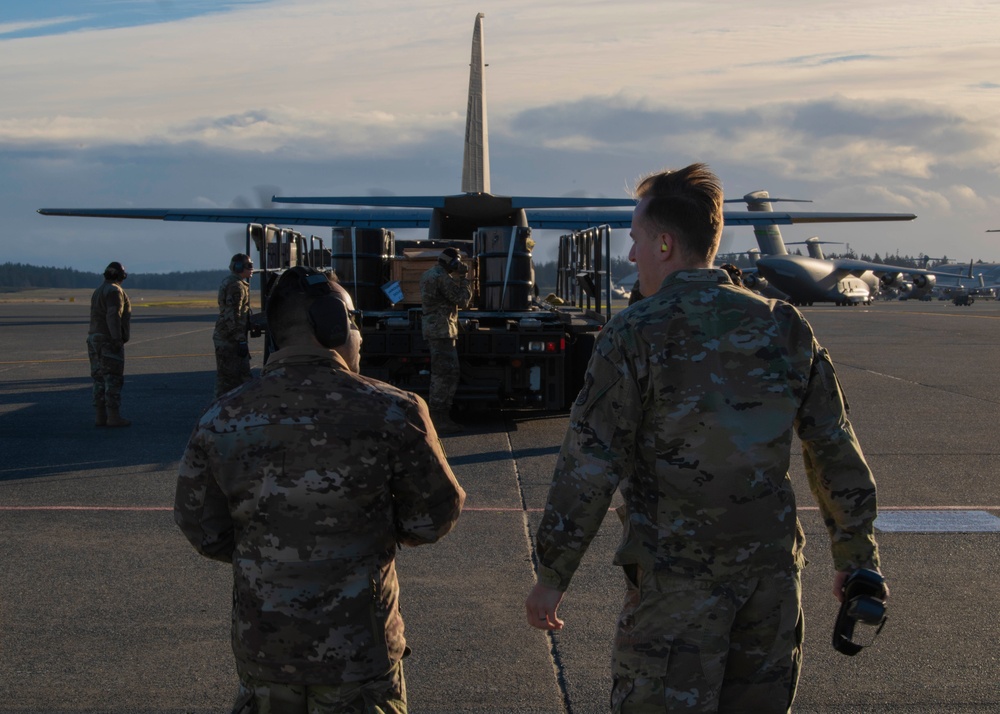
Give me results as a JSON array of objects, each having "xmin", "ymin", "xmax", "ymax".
[{"xmin": 7, "ymin": 1, "xmax": 1000, "ymax": 270}]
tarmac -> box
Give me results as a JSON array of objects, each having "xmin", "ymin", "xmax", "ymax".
[{"xmin": 0, "ymin": 290, "xmax": 998, "ymax": 713}]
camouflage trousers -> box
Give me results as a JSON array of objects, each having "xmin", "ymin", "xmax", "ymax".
[
  {"xmin": 233, "ymin": 660, "xmax": 406, "ymax": 714},
  {"xmin": 611, "ymin": 566, "xmax": 803, "ymax": 713},
  {"xmin": 214, "ymin": 340, "xmax": 252, "ymax": 398},
  {"xmin": 86, "ymin": 334, "xmax": 125, "ymax": 409},
  {"xmin": 427, "ymin": 338, "xmax": 459, "ymax": 413}
]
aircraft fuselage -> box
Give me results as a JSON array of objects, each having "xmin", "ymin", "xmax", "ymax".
[{"xmin": 755, "ymin": 254, "xmax": 871, "ymax": 305}]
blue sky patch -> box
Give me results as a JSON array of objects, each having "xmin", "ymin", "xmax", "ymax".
[{"xmin": 0, "ymin": 0, "xmax": 273, "ymax": 40}]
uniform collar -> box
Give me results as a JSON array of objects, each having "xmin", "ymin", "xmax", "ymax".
[
  {"xmin": 660, "ymin": 268, "xmax": 734, "ymax": 289},
  {"xmin": 262, "ymin": 344, "xmax": 352, "ymax": 374}
]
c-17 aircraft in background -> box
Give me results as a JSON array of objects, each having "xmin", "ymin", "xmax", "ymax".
[
  {"xmin": 38, "ymin": 14, "xmax": 916, "ymax": 270},
  {"xmin": 731, "ymin": 190, "xmax": 936, "ymax": 305}
]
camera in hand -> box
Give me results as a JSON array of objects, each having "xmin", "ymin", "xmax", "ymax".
[{"xmin": 832, "ymin": 568, "xmax": 887, "ymax": 656}]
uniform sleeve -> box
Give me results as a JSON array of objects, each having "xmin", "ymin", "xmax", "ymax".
[
  {"xmin": 534, "ymin": 330, "xmax": 637, "ymax": 591},
  {"xmin": 218, "ymin": 280, "xmax": 249, "ymax": 343},
  {"xmin": 796, "ymin": 342, "xmax": 880, "ymax": 572},
  {"xmin": 390, "ymin": 395, "xmax": 466, "ymax": 546},
  {"xmin": 104, "ymin": 287, "xmax": 125, "ymax": 342},
  {"xmin": 438, "ymin": 274, "xmax": 473, "ymax": 308},
  {"xmin": 174, "ymin": 428, "xmax": 236, "ymax": 563}
]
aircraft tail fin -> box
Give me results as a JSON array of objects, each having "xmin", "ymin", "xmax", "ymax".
[
  {"xmin": 744, "ymin": 191, "xmax": 788, "ymax": 256},
  {"xmin": 461, "ymin": 13, "xmax": 490, "ymax": 194}
]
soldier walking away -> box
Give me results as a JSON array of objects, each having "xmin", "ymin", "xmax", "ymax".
[
  {"xmin": 175, "ymin": 266, "xmax": 465, "ymax": 714},
  {"xmin": 213, "ymin": 253, "xmax": 254, "ymax": 397},
  {"xmin": 87, "ymin": 261, "xmax": 131, "ymax": 427},
  {"xmin": 525, "ymin": 164, "xmax": 886, "ymax": 713},
  {"xmin": 420, "ymin": 247, "xmax": 473, "ymax": 434}
]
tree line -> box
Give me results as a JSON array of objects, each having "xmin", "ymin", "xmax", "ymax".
[
  {"xmin": 0, "ymin": 263, "xmax": 228, "ymax": 291},
  {"xmin": 4, "ymin": 253, "xmax": 974, "ymax": 293}
]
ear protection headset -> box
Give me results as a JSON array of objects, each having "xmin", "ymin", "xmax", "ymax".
[
  {"xmin": 104, "ymin": 262, "xmax": 127, "ymax": 281},
  {"xmin": 230, "ymin": 253, "xmax": 253, "ymax": 273},
  {"xmin": 269, "ymin": 267, "xmax": 351, "ymax": 350},
  {"xmin": 440, "ymin": 248, "xmax": 463, "ymax": 272}
]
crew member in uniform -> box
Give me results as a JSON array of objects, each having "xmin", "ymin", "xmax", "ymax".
[
  {"xmin": 175, "ymin": 266, "xmax": 465, "ymax": 713},
  {"xmin": 419, "ymin": 247, "xmax": 473, "ymax": 434},
  {"xmin": 525, "ymin": 164, "xmax": 885, "ymax": 713},
  {"xmin": 87, "ymin": 261, "xmax": 132, "ymax": 427},
  {"xmin": 213, "ymin": 253, "xmax": 253, "ymax": 397}
]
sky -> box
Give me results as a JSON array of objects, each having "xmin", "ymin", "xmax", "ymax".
[{"xmin": 2, "ymin": 0, "xmax": 999, "ymax": 273}]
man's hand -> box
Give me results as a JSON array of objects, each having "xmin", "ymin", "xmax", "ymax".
[
  {"xmin": 455, "ymin": 261, "xmax": 469, "ymax": 276},
  {"xmin": 525, "ymin": 582, "xmax": 565, "ymax": 630}
]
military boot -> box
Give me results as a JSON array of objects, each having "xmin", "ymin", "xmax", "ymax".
[
  {"xmin": 105, "ymin": 406, "xmax": 131, "ymax": 428},
  {"xmin": 95, "ymin": 405, "xmax": 108, "ymax": 427},
  {"xmin": 431, "ymin": 409, "xmax": 463, "ymax": 435}
]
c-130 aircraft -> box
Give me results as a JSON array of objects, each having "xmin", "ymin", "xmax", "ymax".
[{"xmin": 39, "ymin": 14, "xmax": 915, "ymax": 265}]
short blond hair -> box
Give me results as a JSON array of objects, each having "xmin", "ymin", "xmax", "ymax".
[{"xmin": 634, "ymin": 163, "xmax": 724, "ymax": 264}]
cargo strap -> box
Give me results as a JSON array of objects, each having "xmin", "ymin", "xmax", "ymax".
[{"xmin": 501, "ymin": 227, "xmax": 517, "ymax": 309}]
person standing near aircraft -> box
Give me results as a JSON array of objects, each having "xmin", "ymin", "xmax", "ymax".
[
  {"xmin": 213, "ymin": 253, "xmax": 253, "ymax": 397},
  {"xmin": 420, "ymin": 247, "xmax": 473, "ymax": 434},
  {"xmin": 175, "ymin": 267, "xmax": 465, "ymax": 714},
  {"xmin": 525, "ymin": 164, "xmax": 885, "ymax": 713},
  {"xmin": 87, "ymin": 261, "xmax": 131, "ymax": 427}
]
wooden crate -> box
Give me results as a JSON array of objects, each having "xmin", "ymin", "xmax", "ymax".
[
  {"xmin": 391, "ymin": 256, "xmax": 437, "ymax": 306},
  {"xmin": 389, "ymin": 249, "xmax": 476, "ymax": 306}
]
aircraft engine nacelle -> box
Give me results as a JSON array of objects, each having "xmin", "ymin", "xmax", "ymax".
[
  {"xmin": 880, "ymin": 272, "xmax": 904, "ymax": 287},
  {"xmin": 742, "ymin": 273, "xmax": 767, "ymax": 290},
  {"xmin": 912, "ymin": 274, "xmax": 936, "ymax": 289}
]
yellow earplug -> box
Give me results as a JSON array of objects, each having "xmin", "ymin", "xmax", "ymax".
[{"xmin": 660, "ymin": 244, "xmax": 668, "ymax": 252}]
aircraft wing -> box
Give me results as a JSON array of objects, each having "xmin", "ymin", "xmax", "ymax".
[
  {"xmin": 513, "ymin": 209, "xmax": 916, "ymax": 231},
  {"xmin": 831, "ymin": 258, "xmax": 956, "ymax": 278},
  {"xmin": 38, "ymin": 205, "xmax": 916, "ymax": 232},
  {"xmin": 273, "ymin": 195, "xmax": 638, "ymax": 209},
  {"xmin": 37, "ymin": 207, "xmax": 433, "ymax": 228}
]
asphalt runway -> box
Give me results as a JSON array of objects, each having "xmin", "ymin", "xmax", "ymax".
[{"xmin": 1, "ymin": 291, "xmax": 998, "ymax": 713}]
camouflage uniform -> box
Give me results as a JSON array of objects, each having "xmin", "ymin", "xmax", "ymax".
[
  {"xmin": 534, "ymin": 269, "xmax": 880, "ymax": 713},
  {"xmin": 174, "ymin": 345, "xmax": 465, "ymax": 711},
  {"xmin": 213, "ymin": 272, "xmax": 252, "ymax": 397},
  {"xmin": 87, "ymin": 279, "xmax": 131, "ymax": 412},
  {"xmin": 420, "ymin": 263, "xmax": 472, "ymax": 414}
]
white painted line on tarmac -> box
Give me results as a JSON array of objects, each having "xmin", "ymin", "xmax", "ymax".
[{"xmin": 874, "ymin": 509, "xmax": 1000, "ymax": 532}]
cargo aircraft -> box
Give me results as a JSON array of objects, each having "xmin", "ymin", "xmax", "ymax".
[
  {"xmin": 733, "ymin": 191, "xmax": 938, "ymax": 305},
  {"xmin": 38, "ymin": 14, "xmax": 916, "ymax": 260}
]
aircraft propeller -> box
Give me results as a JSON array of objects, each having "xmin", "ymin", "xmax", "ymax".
[{"xmin": 225, "ymin": 185, "xmax": 282, "ymax": 255}]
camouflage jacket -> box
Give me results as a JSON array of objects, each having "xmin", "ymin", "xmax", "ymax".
[
  {"xmin": 420, "ymin": 263, "xmax": 472, "ymax": 339},
  {"xmin": 88, "ymin": 280, "xmax": 131, "ymax": 343},
  {"xmin": 535, "ymin": 269, "xmax": 880, "ymax": 590},
  {"xmin": 213, "ymin": 273, "xmax": 250, "ymax": 345},
  {"xmin": 174, "ymin": 345, "xmax": 466, "ymax": 684}
]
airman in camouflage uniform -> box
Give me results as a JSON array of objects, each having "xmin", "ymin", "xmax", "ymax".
[
  {"xmin": 420, "ymin": 248, "xmax": 473, "ymax": 434},
  {"xmin": 87, "ymin": 261, "xmax": 131, "ymax": 427},
  {"xmin": 213, "ymin": 253, "xmax": 253, "ymax": 397},
  {"xmin": 176, "ymin": 268, "xmax": 465, "ymax": 714},
  {"xmin": 526, "ymin": 164, "xmax": 884, "ymax": 713}
]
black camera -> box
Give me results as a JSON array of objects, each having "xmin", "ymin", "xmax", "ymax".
[{"xmin": 832, "ymin": 568, "xmax": 887, "ymax": 656}]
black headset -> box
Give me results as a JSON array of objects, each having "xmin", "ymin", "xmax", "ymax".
[
  {"xmin": 269, "ymin": 267, "xmax": 351, "ymax": 349},
  {"xmin": 440, "ymin": 249, "xmax": 462, "ymax": 272},
  {"xmin": 104, "ymin": 262, "xmax": 127, "ymax": 281},
  {"xmin": 230, "ymin": 253, "xmax": 253, "ymax": 273}
]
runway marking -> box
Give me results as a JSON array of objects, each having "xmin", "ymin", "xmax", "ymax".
[
  {"xmin": 0, "ymin": 353, "xmax": 213, "ymax": 365},
  {"xmin": 3, "ymin": 505, "xmax": 998, "ymax": 513},
  {"xmin": 874, "ymin": 510, "xmax": 1000, "ymax": 532},
  {"xmin": 5, "ymin": 506, "xmax": 997, "ymax": 535}
]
